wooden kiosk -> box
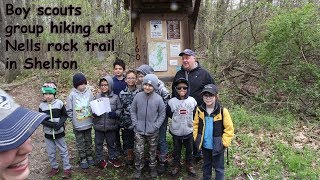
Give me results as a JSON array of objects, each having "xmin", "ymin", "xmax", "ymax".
[{"xmin": 124, "ymin": 0, "xmax": 201, "ymax": 81}]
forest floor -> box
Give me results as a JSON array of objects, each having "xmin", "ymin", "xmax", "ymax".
[{"xmin": 5, "ymin": 77, "xmax": 320, "ymax": 180}]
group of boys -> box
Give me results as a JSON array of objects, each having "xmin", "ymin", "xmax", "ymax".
[{"xmin": 39, "ymin": 49, "xmax": 234, "ymax": 180}]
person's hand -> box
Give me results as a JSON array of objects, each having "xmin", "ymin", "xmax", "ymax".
[
  {"xmin": 54, "ymin": 124, "xmax": 63, "ymax": 131},
  {"xmin": 128, "ymin": 124, "xmax": 135, "ymax": 129},
  {"xmin": 92, "ymin": 113, "xmax": 98, "ymax": 118},
  {"xmin": 108, "ymin": 112, "xmax": 117, "ymax": 119}
]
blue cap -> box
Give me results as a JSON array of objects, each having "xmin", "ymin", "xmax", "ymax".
[
  {"xmin": 0, "ymin": 88, "xmax": 49, "ymax": 152},
  {"xmin": 179, "ymin": 49, "xmax": 196, "ymax": 56}
]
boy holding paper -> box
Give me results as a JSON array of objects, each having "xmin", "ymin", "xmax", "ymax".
[{"xmin": 93, "ymin": 75, "xmax": 122, "ymax": 169}]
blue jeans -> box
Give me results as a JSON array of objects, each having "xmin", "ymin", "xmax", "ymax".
[
  {"xmin": 202, "ymin": 147, "xmax": 225, "ymax": 180},
  {"xmin": 157, "ymin": 116, "xmax": 168, "ymax": 162}
]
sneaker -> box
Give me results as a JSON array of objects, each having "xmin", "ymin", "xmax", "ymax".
[
  {"xmin": 63, "ymin": 169, "xmax": 72, "ymax": 179},
  {"xmin": 157, "ymin": 162, "xmax": 166, "ymax": 174},
  {"xmin": 171, "ymin": 166, "xmax": 179, "ymax": 176},
  {"xmin": 108, "ymin": 158, "xmax": 121, "ymax": 168},
  {"xmin": 133, "ymin": 169, "xmax": 141, "ymax": 179},
  {"xmin": 193, "ymin": 155, "xmax": 202, "ymax": 164},
  {"xmin": 186, "ymin": 165, "xmax": 196, "ymax": 176},
  {"xmin": 99, "ymin": 160, "xmax": 107, "ymax": 169},
  {"xmin": 150, "ymin": 168, "xmax": 158, "ymax": 178},
  {"xmin": 48, "ymin": 168, "xmax": 59, "ymax": 177},
  {"xmin": 87, "ymin": 156, "xmax": 95, "ymax": 166},
  {"xmin": 80, "ymin": 158, "xmax": 89, "ymax": 169}
]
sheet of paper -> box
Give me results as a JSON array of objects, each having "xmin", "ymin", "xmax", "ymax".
[
  {"xmin": 167, "ymin": 20, "xmax": 180, "ymax": 39},
  {"xmin": 170, "ymin": 60, "xmax": 178, "ymax": 66},
  {"xmin": 170, "ymin": 43, "xmax": 181, "ymax": 57},
  {"xmin": 148, "ymin": 42, "xmax": 168, "ymax": 71},
  {"xmin": 90, "ymin": 97, "xmax": 111, "ymax": 116},
  {"xmin": 150, "ymin": 20, "xmax": 163, "ymax": 38}
]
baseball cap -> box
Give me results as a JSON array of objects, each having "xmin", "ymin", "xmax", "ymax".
[
  {"xmin": 0, "ymin": 88, "xmax": 49, "ymax": 152},
  {"xmin": 179, "ymin": 49, "xmax": 196, "ymax": 56},
  {"xmin": 201, "ymin": 84, "xmax": 218, "ymax": 95}
]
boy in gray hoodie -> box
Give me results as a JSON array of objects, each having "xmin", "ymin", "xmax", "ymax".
[
  {"xmin": 136, "ymin": 64, "xmax": 170, "ymax": 173},
  {"xmin": 93, "ymin": 75, "xmax": 122, "ymax": 169},
  {"xmin": 130, "ymin": 74, "xmax": 166, "ymax": 179},
  {"xmin": 168, "ymin": 78, "xmax": 197, "ymax": 176},
  {"xmin": 66, "ymin": 73, "xmax": 94, "ymax": 169}
]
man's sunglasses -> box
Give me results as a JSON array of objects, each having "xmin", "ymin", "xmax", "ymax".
[{"xmin": 176, "ymin": 86, "xmax": 188, "ymax": 90}]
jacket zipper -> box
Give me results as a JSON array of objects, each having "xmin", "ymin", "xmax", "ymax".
[
  {"xmin": 144, "ymin": 96, "xmax": 149, "ymax": 135},
  {"xmin": 49, "ymin": 103, "xmax": 55, "ymax": 140}
]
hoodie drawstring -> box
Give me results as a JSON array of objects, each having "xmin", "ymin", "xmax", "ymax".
[{"xmin": 49, "ymin": 103, "xmax": 55, "ymax": 139}]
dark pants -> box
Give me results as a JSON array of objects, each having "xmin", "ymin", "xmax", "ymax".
[
  {"xmin": 115, "ymin": 127, "xmax": 122, "ymax": 153},
  {"xmin": 122, "ymin": 128, "xmax": 134, "ymax": 153},
  {"xmin": 73, "ymin": 128, "xmax": 93, "ymax": 160},
  {"xmin": 202, "ymin": 147, "xmax": 225, "ymax": 180},
  {"xmin": 172, "ymin": 135, "xmax": 193, "ymax": 165},
  {"xmin": 95, "ymin": 130, "xmax": 119, "ymax": 161},
  {"xmin": 193, "ymin": 140, "xmax": 201, "ymax": 158}
]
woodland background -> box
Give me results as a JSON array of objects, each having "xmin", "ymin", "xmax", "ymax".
[{"xmin": 0, "ymin": 0, "xmax": 319, "ymax": 179}]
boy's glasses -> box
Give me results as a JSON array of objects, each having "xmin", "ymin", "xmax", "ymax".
[
  {"xmin": 176, "ymin": 86, "xmax": 188, "ymax": 90},
  {"xmin": 126, "ymin": 77, "xmax": 136, "ymax": 80}
]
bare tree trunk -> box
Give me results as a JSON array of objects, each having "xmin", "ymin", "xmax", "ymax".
[
  {"xmin": 0, "ymin": 1, "xmax": 6, "ymax": 76},
  {"xmin": 2, "ymin": 0, "xmax": 22, "ymax": 83}
]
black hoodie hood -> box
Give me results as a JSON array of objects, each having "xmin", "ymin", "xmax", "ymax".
[{"xmin": 173, "ymin": 78, "xmax": 190, "ymax": 100}]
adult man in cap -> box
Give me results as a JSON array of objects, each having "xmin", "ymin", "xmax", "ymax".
[
  {"xmin": 0, "ymin": 88, "xmax": 49, "ymax": 180},
  {"xmin": 172, "ymin": 49, "xmax": 215, "ymax": 106},
  {"xmin": 172, "ymin": 49, "xmax": 215, "ymax": 163}
]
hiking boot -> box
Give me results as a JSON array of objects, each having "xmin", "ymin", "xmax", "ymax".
[
  {"xmin": 157, "ymin": 162, "xmax": 166, "ymax": 174},
  {"xmin": 108, "ymin": 158, "xmax": 121, "ymax": 168},
  {"xmin": 126, "ymin": 149, "xmax": 134, "ymax": 165},
  {"xmin": 80, "ymin": 158, "xmax": 89, "ymax": 169},
  {"xmin": 87, "ymin": 156, "xmax": 95, "ymax": 166},
  {"xmin": 133, "ymin": 169, "xmax": 141, "ymax": 179},
  {"xmin": 150, "ymin": 167, "xmax": 158, "ymax": 178},
  {"xmin": 99, "ymin": 160, "xmax": 107, "ymax": 169},
  {"xmin": 48, "ymin": 168, "xmax": 59, "ymax": 177},
  {"xmin": 63, "ymin": 169, "xmax": 72, "ymax": 179},
  {"xmin": 171, "ymin": 166, "xmax": 179, "ymax": 176},
  {"xmin": 186, "ymin": 163, "xmax": 196, "ymax": 177}
]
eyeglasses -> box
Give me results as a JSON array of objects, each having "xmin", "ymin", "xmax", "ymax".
[
  {"xmin": 100, "ymin": 84, "xmax": 108, "ymax": 87},
  {"xmin": 176, "ymin": 86, "xmax": 188, "ymax": 90},
  {"xmin": 126, "ymin": 77, "xmax": 136, "ymax": 80}
]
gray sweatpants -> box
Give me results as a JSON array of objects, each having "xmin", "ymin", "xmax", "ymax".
[{"xmin": 45, "ymin": 137, "xmax": 72, "ymax": 170}]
